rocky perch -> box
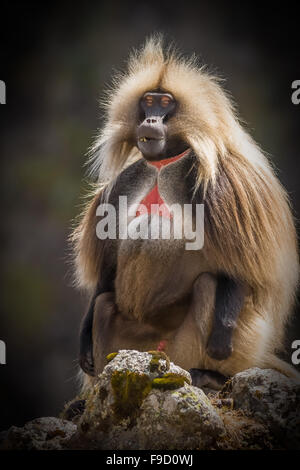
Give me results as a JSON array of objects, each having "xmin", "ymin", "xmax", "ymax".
[{"xmin": 1, "ymin": 350, "xmax": 300, "ymax": 450}]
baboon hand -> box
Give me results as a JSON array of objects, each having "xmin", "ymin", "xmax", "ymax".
[
  {"xmin": 206, "ymin": 329, "xmax": 233, "ymax": 361},
  {"xmin": 79, "ymin": 322, "xmax": 95, "ymax": 376},
  {"xmin": 79, "ymin": 348, "xmax": 95, "ymax": 376}
]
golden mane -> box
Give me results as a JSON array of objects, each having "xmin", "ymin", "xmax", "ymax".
[{"xmin": 89, "ymin": 35, "xmax": 274, "ymax": 191}]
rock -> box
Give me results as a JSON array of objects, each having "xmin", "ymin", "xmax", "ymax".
[
  {"xmin": 220, "ymin": 367, "xmax": 300, "ymax": 449},
  {"xmin": 1, "ymin": 352, "xmax": 299, "ymax": 450},
  {"xmin": 103, "ymin": 349, "xmax": 191, "ymax": 383},
  {"xmin": 71, "ymin": 349, "xmax": 225, "ymax": 449},
  {"xmin": 0, "ymin": 417, "xmax": 77, "ymax": 450},
  {"xmin": 136, "ymin": 385, "xmax": 225, "ymax": 449}
]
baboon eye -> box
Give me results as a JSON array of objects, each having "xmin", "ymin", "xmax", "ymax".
[
  {"xmin": 161, "ymin": 96, "xmax": 171, "ymax": 107},
  {"xmin": 145, "ymin": 95, "xmax": 153, "ymax": 106}
]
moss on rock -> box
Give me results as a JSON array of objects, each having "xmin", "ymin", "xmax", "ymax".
[
  {"xmin": 106, "ymin": 352, "xmax": 118, "ymax": 363},
  {"xmin": 111, "ymin": 370, "xmax": 152, "ymax": 420},
  {"xmin": 152, "ymin": 373, "xmax": 188, "ymax": 390}
]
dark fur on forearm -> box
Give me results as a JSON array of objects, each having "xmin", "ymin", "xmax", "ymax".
[{"xmin": 207, "ymin": 275, "xmax": 246, "ymax": 360}]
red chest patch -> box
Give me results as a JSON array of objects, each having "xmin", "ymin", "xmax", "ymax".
[
  {"xmin": 135, "ymin": 149, "xmax": 190, "ymax": 219},
  {"xmin": 136, "ymin": 184, "xmax": 172, "ymax": 218}
]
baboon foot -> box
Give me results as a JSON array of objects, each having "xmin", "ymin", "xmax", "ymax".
[{"xmin": 189, "ymin": 368, "xmax": 228, "ymax": 390}]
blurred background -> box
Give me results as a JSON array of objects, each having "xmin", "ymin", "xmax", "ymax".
[{"xmin": 0, "ymin": 2, "xmax": 299, "ymax": 431}]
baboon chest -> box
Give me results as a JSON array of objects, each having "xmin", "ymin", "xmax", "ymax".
[{"xmin": 115, "ymin": 237, "xmax": 207, "ymax": 319}]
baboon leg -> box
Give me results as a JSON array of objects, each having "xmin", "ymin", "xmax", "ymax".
[
  {"xmin": 169, "ymin": 273, "xmax": 217, "ymax": 370},
  {"xmin": 258, "ymin": 353, "xmax": 300, "ymax": 382},
  {"xmin": 79, "ymin": 264, "xmax": 116, "ymax": 376},
  {"xmin": 189, "ymin": 368, "xmax": 228, "ymax": 390},
  {"xmin": 92, "ymin": 292, "xmax": 162, "ymax": 375},
  {"xmin": 206, "ymin": 275, "xmax": 246, "ymax": 361},
  {"xmin": 169, "ymin": 274, "xmax": 229, "ymax": 388},
  {"xmin": 171, "ymin": 272, "xmax": 244, "ymax": 376}
]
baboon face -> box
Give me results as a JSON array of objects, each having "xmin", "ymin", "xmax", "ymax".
[{"xmin": 137, "ymin": 91, "xmax": 187, "ymax": 161}]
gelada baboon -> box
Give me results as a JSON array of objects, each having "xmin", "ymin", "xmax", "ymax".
[{"xmin": 72, "ymin": 36, "xmax": 299, "ymax": 389}]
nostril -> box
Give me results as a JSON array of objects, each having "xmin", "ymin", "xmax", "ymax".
[
  {"xmin": 151, "ymin": 119, "xmax": 156, "ymax": 123},
  {"xmin": 146, "ymin": 119, "xmax": 151, "ymax": 123}
]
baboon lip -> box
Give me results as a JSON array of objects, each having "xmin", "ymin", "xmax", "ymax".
[{"xmin": 139, "ymin": 136, "xmax": 164, "ymax": 143}]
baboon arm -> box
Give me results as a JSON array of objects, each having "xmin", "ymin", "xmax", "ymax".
[{"xmin": 206, "ymin": 275, "xmax": 246, "ymax": 360}]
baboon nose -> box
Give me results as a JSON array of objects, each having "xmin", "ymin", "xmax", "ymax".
[{"xmin": 147, "ymin": 118, "xmax": 157, "ymax": 123}]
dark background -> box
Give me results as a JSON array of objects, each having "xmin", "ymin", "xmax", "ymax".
[{"xmin": 0, "ymin": 2, "xmax": 299, "ymax": 431}]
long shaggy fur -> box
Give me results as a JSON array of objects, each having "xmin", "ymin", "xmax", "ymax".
[{"xmin": 72, "ymin": 36, "xmax": 299, "ymax": 378}]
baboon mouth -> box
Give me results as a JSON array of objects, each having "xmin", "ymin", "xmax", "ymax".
[{"xmin": 139, "ymin": 137, "xmax": 163, "ymax": 142}]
